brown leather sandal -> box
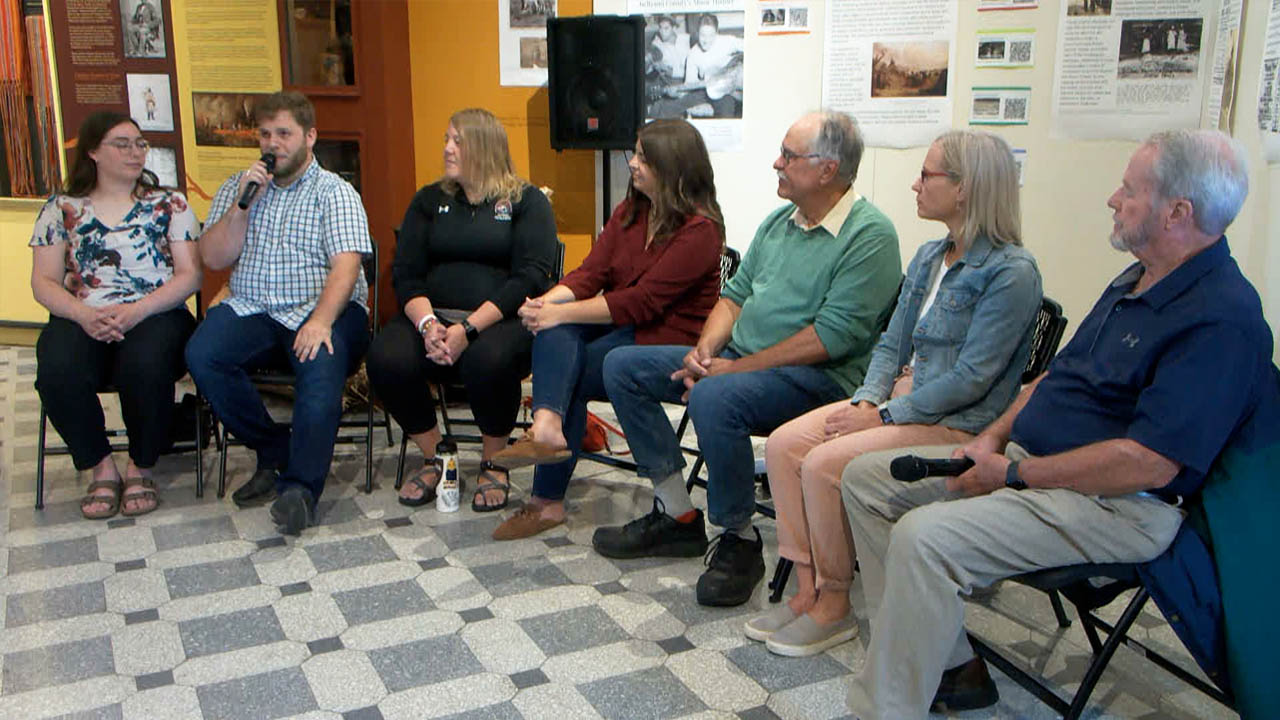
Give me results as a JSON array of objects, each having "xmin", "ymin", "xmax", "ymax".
[
  {"xmin": 471, "ymin": 460, "xmax": 511, "ymax": 513},
  {"xmin": 81, "ymin": 478, "xmax": 122, "ymax": 520},
  {"xmin": 120, "ymin": 475, "xmax": 159, "ymax": 517}
]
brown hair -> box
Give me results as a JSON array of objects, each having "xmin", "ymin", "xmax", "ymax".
[
  {"xmin": 63, "ymin": 111, "xmax": 160, "ymax": 198},
  {"xmin": 623, "ymin": 119, "xmax": 725, "ymax": 245},
  {"xmin": 439, "ymin": 108, "xmax": 528, "ymax": 204},
  {"xmin": 252, "ymin": 91, "xmax": 316, "ymax": 131}
]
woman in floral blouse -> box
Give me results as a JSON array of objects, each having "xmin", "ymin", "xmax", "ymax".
[{"xmin": 30, "ymin": 111, "xmax": 202, "ymax": 518}]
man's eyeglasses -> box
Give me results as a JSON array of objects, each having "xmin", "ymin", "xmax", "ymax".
[
  {"xmin": 104, "ymin": 139, "xmax": 151, "ymax": 152},
  {"xmin": 919, "ymin": 168, "xmax": 954, "ymax": 183},
  {"xmin": 780, "ymin": 146, "xmax": 822, "ymax": 164}
]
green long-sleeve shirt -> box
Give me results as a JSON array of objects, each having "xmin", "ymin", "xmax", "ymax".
[{"xmin": 722, "ymin": 192, "xmax": 901, "ymax": 394}]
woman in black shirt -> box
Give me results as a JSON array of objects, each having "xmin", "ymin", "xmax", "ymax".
[{"xmin": 367, "ymin": 108, "xmax": 558, "ymax": 509}]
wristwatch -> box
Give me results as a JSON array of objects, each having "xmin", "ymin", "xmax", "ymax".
[
  {"xmin": 1005, "ymin": 460, "xmax": 1027, "ymax": 490},
  {"xmin": 878, "ymin": 406, "xmax": 894, "ymax": 425},
  {"xmin": 460, "ymin": 319, "xmax": 479, "ymax": 343}
]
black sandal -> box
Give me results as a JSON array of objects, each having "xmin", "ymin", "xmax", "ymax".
[
  {"xmin": 471, "ymin": 460, "xmax": 511, "ymax": 513},
  {"xmin": 399, "ymin": 462, "xmax": 441, "ymax": 507}
]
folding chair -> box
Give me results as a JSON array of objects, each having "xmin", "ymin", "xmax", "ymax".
[
  {"xmin": 760, "ymin": 296, "xmax": 1069, "ymax": 603},
  {"xmin": 216, "ymin": 244, "xmax": 393, "ymax": 497},
  {"xmin": 35, "ymin": 292, "xmax": 213, "ymax": 508}
]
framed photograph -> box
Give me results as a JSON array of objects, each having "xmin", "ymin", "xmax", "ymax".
[
  {"xmin": 126, "ymin": 73, "xmax": 175, "ymax": 132},
  {"xmin": 144, "ymin": 145, "xmax": 179, "ymax": 187},
  {"xmin": 120, "ymin": 0, "xmax": 167, "ymax": 59},
  {"xmin": 191, "ymin": 92, "xmax": 267, "ymax": 147}
]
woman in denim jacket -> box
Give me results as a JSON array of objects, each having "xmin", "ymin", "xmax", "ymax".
[{"xmin": 748, "ymin": 130, "xmax": 1042, "ymax": 656}]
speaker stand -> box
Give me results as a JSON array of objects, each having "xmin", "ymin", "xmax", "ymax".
[{"xmin": 601, "ymin": 149, "xmax": 612, "ymax": 234}]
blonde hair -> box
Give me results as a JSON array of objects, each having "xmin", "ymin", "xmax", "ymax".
[
  {"xmin": 440, "ymin": 108, "xmax": 528, "ymax": 204},
  {"xmin": 936, "ymin": 129, "xmax": 1022, "ymax": 247}
]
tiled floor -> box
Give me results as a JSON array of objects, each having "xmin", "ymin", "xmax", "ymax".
[{"xmin": 0, "ymin": 345, "xmax": 1236, "ymax": 719}]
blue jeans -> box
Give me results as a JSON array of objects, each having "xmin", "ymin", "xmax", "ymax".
[
  {"xmin": 603, "ymin": 345, "xmax": 846, "ymax": 529},
  {"xmin": 530, "ymin": 324, "xmax": 636, "ymax": 501},
  {"xmin": 185, "ymin": 302, "xmax": 369, "ymax": 500}
]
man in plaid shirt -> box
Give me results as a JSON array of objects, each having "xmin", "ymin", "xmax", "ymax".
[{"xmin": 186, "ymin": 91, "xmax": 372, "ymax": 535}]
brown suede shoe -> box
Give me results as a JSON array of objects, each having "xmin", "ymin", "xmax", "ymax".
[
  {"xmin": 491, "ymin": 432, "xmax": 572, "ymax": 469},
  {"xmin": 492, "ymin": 504, "xmax": 565, "ymax": 541},
  {"xmin": 930, "ymin": 656, "xmax": 999, "ymax": 712}
]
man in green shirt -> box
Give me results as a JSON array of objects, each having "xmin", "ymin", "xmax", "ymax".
[{"xmin": 593, "ymin": 111, "xmax": 902, "ymax": 606}]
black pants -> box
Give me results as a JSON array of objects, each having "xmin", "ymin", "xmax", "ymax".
[
  {"xmin": 35, "ymin": 307, "xmax": 195, "ymax": 470},
  {"xmin": 366, "ymin": 313, "xmax": 532, "ymax": 438}
]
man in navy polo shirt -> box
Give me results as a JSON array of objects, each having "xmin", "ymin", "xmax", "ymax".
[{"xmin": 837, "ymin": 129, "xmax": 1269, "ymax": 720}]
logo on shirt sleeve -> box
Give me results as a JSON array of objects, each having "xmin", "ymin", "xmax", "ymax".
[
  {"xmin": 494, "ymin": 199, "xmax": 513, "ymax": 222},
  {"xmin": 1121, "ymin": 333, "xmax": 1140, "ymax": 348},
  {"xmin": 438, "ymin": 204, "xmax": 450, "ymax": 214}
]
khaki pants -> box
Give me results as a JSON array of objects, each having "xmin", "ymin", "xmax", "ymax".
[
  {"xmin": 840, "ymin": 443, "xmax": 1184, "ymax": 720},
  {"xmin": 765, "ymin": 400, "xmax": 972, "ymax": 592}
]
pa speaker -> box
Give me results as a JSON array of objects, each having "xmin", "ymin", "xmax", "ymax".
[{"xmin": 548, "ymin": 15, "xmax": 644, "ymax": 151}]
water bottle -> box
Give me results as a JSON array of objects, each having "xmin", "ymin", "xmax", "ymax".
[{"xmin": 435, "ymin": 440, "xmax": 461, "ymax": 513}]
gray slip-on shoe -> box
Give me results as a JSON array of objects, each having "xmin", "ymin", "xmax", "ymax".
[
  {"xmin": 765, "ymin": 613, "xmax": 858, "ymax": 657},
  {"xmin": 744, "ymin": 603, "xmax": 801, "ymax": 642}
]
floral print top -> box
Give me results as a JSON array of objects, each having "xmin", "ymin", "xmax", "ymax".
[{"xmin": 29, "ymin": 190, "xmax": 200, "ymax": 307}]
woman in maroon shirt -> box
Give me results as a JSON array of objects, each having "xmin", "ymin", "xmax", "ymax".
[{"xmin": 490, "ymin": 119, "xmax": 724, "ymax": 539}]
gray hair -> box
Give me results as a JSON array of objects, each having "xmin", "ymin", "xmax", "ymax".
[
  {"xmin": 935, "ymin": 129, "xmax": 1022, "ymax": 247},
  {"xmin": 807, "ymin": 110, "xmax": 864, "ymax": 184},
  {"xmin": 1144, "ymin": 129, "xmax": 1249, "ymax": 237}
]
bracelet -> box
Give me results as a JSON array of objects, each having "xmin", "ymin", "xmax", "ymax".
[{"xmin": 416, "ymin": 314, "xmax": 436, "ymax": 334}]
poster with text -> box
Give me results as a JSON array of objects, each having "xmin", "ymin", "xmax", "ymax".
[
  {"xmin": 1051, "ymin": 0, "xmax": 1213, "ymax": 140},
  {"xmin": 499, "ymin": 0, "xmax": 556, "ymax": 86},
  {"xmin": 1205, "ymin": 0, "xmax": 1242, "ymax": 131},
  {"xmin": 821, "ymin": 0, "xmax": 958, "ymax": 148},
  {"xmin": 629, "ymin": 0, "xmax": 746, "ymax": 152},
  {"xmin": 1259, "ymin": 0, "xmax": 1280, "ymax": 163}
]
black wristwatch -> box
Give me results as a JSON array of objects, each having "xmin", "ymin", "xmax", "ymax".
[
  {"xmin": 460, "ymin": 319, "xmax": 479, "ymax": 343},
  {"xmin": 878, "ymin": 406, "xmax": 894, "ymax": 425},
  {"xmin": 1005, "ymin": 460, "xmax": 1027, "ymax": 490}
]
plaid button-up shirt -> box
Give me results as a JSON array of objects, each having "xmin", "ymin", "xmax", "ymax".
[{"xmin": 208, "ymin": 158, "xmax": 371, "ymax": 330}]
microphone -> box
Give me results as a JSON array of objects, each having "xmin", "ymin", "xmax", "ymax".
[
  {"xmin": 890, "ymin": 455, "xmax": 975, "ymax": 483},
  {"xmin": 237, "ymin": 153, "xmax": 276, "ymax": 210}
]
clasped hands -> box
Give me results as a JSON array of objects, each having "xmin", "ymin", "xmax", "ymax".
[
  {"xmin": 421, "ymin": 319, "xmax": 468, "ymax": 366},
  {"xmin": 670, "ymin": 346, "xmax": 739, "ymax": 402},
  {"xmin": 517, "ymin": 296, "xmax": 562, "ymax": 335},
  {"xmin": 78, "ymin": 303, "xmax": 147, "ymax": 343}
]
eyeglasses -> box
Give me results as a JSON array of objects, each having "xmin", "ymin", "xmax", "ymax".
[
  {"xmin": 919, "ymin": 168, "xmax": 954, "ymax": 183},
  {"xmin": 103, "ymin": 138, "xmax": 151, "ymax": 152},
  {"xmin": 780, "ymin": 146, "xmax": 822, "ymax": 164}
]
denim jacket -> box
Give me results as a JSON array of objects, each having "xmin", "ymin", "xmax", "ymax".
[{"xmin": 850, "ymin": 233, "xmax": 1042, "ymax": 433}]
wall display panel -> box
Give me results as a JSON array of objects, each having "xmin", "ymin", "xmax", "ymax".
[{"xmin": 48, "ymin": 0, "xmax": 187, "ymax": 191}]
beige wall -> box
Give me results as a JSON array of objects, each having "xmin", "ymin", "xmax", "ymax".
[{"xmin": 596, "ymin": 0, "xmax": 1278, "ymax": 357}]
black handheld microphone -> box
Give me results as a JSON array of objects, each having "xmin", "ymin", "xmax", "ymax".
[
  {"xmin": 237, "ymin": 153, "xmax": 276, "ymax": 210},
  {"xmin": 890, "ymin": 455, "xmax": 975, "ymax": 483}
]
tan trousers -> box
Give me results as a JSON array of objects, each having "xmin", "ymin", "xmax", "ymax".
[
  {"xmin": 765, "ymin": 398, "xmax": 973, "ymax": 592},
  {"xmin": 840, "ymin": 443, "xmax": 1184, "ymax": 720}
]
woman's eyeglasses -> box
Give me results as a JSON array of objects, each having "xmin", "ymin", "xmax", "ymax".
[{"xmin": 104, "ymin": 139, "xmax": 151, "ymax": 152}]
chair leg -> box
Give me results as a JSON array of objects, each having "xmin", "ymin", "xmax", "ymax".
[
  {"xmin": 364, "ymin": 401, "xmax": 374, "ymax": 494},
  {"xmin": 1065, "ymin": 589, "xmax": 1151, "ymax": 720},
  {"xmin": 383, "ymin": 410, "xmax": 394, "ymax": 446},
  {"xmin": 436, "ymin": 384, "xmax": 454, "ymax": 437},
  {"xmin": 217, "ymin": 423, "xmax": 229, "ymax": 499},
  {"xmin": 194, "ymin": 397, "xmax": 204, "ymax": 498},
  {"xmin": 36, "ymin": 405, "xmax": 48, "ymax": 510},
  {"xmin": 1048, "ymin": 589, "xmax": 1072, "ymax": 628},
  {"xmin": 395, "ymin": 432, "xmax": 409, "ymax": 490},
  {"xmin": 685, "ymin": 455, "xmax": 707, "ymax": 494},
  {"xmin": 768, "ymin": 558, "xmax": 793, "ymax": 603}
]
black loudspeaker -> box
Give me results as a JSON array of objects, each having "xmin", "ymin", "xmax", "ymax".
[{"xmin": 547, "ymin": 15, "xmax": 644, "ymax": 151}]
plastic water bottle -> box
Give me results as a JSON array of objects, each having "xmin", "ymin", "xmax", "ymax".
[{"xmin": 435, "ymin": 440, "xmax": 460, "ymax": 513}]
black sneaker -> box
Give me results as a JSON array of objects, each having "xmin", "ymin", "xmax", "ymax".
[
  {"xmin": 695, "ymin": 528, "xmax": 765, "ymax": 607},
  {"xmin": 233, "ymin": 467, "xmax": 278, "ymax": 508},
  {"xmin": 270, "ymin": 485, "xmax": 315, "ymax": 536},
  {"xmin": 592, "ymin": 499, "xmax": 709, "ymax": 559},
  {"xmin": 930, "ymin": 656, "xmax": 999, "ymax": 712}
]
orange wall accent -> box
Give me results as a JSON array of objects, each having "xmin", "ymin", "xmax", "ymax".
[{"xmin": 406, "ymin": 0, "xmax": 597, "ymax": 272}]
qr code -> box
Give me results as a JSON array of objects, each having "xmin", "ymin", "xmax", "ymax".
[
  {"xmin": 1004, "ymin": 97, "xmax": 1028, "ymax": 120},
  {"xmin": 1008, "ymin": 41, "xmax": 1032, "ymax": 64}
]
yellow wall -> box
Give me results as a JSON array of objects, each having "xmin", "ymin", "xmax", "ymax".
[
  {"xmin": 1, "ymin": 199, "xmax": 49, "ymax": 325},
  {"xmin": 406, "ymin": 0, "xmax": 597, "ymax": 271}
]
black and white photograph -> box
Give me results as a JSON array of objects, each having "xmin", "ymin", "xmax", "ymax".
[
  {"xmin": 642, "ymin": 12, "xmax": 744, "ymax": 121},
  {"xmin": 871, "ymin": 41, "xmax": 949, "ymax": 98},
  {"xmin": 509, "ymin": 0, "xmax": 556, "ymax": 29},
  {"xmin": 972, "ymin": 96, "xmax": 1001, "ymax": 118},
  {"xmin": 119, "ymin": 0, "xmax": 166, "ymax": 59},
  {"xmin": 519, "ymin": 36, "xmax": 548, "ymax": 69},
  {"xmin": 126, "ymin": 73, "xmax": 174, "ymax": 132},
  {"xmin": 978, "ymin": 40, "xmax": 1005, "ymax": 60},
  {"xmin": 143, "ymin": 145, "xmax": 178, "ymax": 187},
  {"xmin": 789, "ymin": 7, "xmax": 808, "ymax": 28},
  {"xmin": 192, "ymin": 92, "xmax": 264, "ymax": 147},
  {"xmin": 1067, "ymin": 0, "xmax": 1111, "ymax": 17},
  {"xmin": 761, "ymin": 7, "xmax": 785, "ymax": 28},
  {"xmin": 1117, "ymin": 19, "xmax": 1202, "ymax": 80}
]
